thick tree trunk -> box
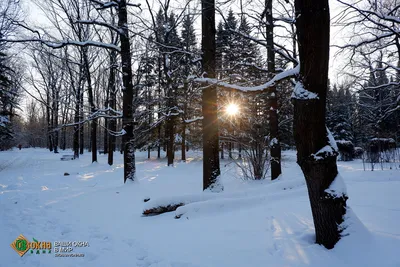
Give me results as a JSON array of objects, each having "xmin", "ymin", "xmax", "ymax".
[
  {"xmin": 293, "ymin": 0, "xmax": 347, "ymax": 249},
  {"xmin": 202, "ymin": 0, "xmax": 221, "ymax": 191},
  {"xmin": 266, "ymin": 0, "xmax": 281, "ymax": 180},
  {"xmin": 119, "ymin": 0, "xmax": 136, "ymax": 183}
]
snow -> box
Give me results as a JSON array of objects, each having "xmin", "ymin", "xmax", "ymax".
[
  {"xmin": 291, "ymin": 81, "xmax": 319, "ymax": 99},
  {"xmin": 270, "ymin": 137, "xmax": 278, "ymax": 146},
  {"xmin": 1, "ymin": 149, "xmax": 399, "ymax": 267},
  {"xmin": 311, "ymin": 145, "xmax": 335, "ymax": 160},
  {"xmin": 184, "ymin": 116, "xmax": 203, "ymax": 123},
  {"xmin": 325, "ymin": 174, "xmax": 347, "ymax": 198},
  {"xmin": 0, "ymin": 115, "xmax": 9, "ymax": 127},
  {"xmin": 327, "ymin": 127, "xmax": 338, "ymax": 151}
]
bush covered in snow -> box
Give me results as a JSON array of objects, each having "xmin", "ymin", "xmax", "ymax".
[{"xmin": 336, "ymin": 140, "xmax": 354, "ymax": 161}]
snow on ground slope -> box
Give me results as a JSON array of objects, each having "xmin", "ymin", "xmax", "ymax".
[{"xmin": 0, "ymin": 148, "xmax": 399, "ymax": 267}]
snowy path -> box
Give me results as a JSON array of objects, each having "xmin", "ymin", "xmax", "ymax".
[{"xmin": 0, "ymin": 148, "xmax": 399, "ymax": 267}]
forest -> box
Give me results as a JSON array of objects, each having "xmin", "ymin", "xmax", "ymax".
[{"xmin": 0, "ymin": 0, "xmax": 399, "ymax": 265}]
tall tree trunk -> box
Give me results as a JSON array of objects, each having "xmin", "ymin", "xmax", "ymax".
[
  {"xmin": 46, "ymin": 93, "xmax": 53, "ymax": 152},
  {"xmin": 108, "ymin": 50, "xmax": 117, "ymax": 166},
  {"xmin": 103, "ymin": 118, "xmax": 108, "ymax": 153},
  {"xmin": 202, "ymin": 0, "xmax": 221, "ymax": 191},
  {"xmin": 74, "ymin": 90, "xmax": 80, "ymax": 158},
  {"xmin": 79, "ymin": 91, "xmax": 84, "ymax": 155},
  {"xmin": 103, "ymin": 78, "xmax": 109, "ymax": 154},
  {"xmin": 182, "ymin": 82, "xmax": 188, "ymax": 161},
  {"xmin": 266, "ymin": 0, "xmax": 281, "ymax": 180},
  {"xmin": 293, "ymin": 0, "xmax": 348, "ymax": 249},
  {"xmin": 166, "ymin": 114, "xmax": 174, "ymax": 166},
  {"xmin": 83, "ymin": 49, "xmax": 97, "ymax": 163},
  {"xmin": 53, "ymin": 104, "xmax": 59, "ymax": 154},
  {"xmin": 182, "ymin": 123, "xmax": 186, "ymax": 161},
  {"xmin": 53, "ymin": 88, "xmax": 59, "ymax": 154},
  {"xmin": 119, "ymin": 0, "xmax": 136, "ymax": 183},
  {"xmin": 157, "ymin": 57, "xmax": 162, "ymax": 159}
]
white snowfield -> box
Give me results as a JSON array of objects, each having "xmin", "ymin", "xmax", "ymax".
[{"xmin": 0, "ymin": 148, "xmax": 399, "ymax": 267}]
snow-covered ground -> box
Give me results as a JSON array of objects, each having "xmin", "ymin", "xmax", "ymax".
[{"xmin": 0, "ymin": 148, "xmax": 399, "ymax": 267}]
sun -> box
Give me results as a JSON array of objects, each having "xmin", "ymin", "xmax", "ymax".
[{"xmin": 225, "ymin": 103, "xmax": 240, "ymax": 116}]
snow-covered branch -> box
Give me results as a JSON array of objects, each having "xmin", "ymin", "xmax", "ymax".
[
  {"xmin": 1, "ymin": 38, "xmax": 120, "ymax": 52},
  {"xmin": 194, "ymin": 65, "xmax": 299, "ymax": 93},
  {"xmin": 76, "ymin": 20, "xmax": 124, "ymax": 35}
]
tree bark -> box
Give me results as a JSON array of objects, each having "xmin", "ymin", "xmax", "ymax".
[
  {"xmin": 79, "ymin": 90, "xmax": 84, "ymax": 155},
  {"xmin": 119, "ymin": 0, "xmax": 136, "ymax": 183},
  {"xmin": 202, "ymin": 0, "xmax": 221, "ymax": 191},
  {"xmin": 82, "ymin": 48, "xmax": 97, "ymax": 163},
  {"xmin": 266, "ymin": 0, "xmax": 281, "ymax": 180},
  {"xmin": 108, "ymin": 50, "xmax": 117, "ymax": 166},
  {"xmin": 73, "ymin": 89, "xmax": 80, "ymax": 159},
  {"xmin": 293, "ymin": 0, "xmax": 348, "ymax": 249}
]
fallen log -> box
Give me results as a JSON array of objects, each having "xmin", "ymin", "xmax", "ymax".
[{"xmin": 142, "ymin": 203, "xmax": 185, "ymax": 216}]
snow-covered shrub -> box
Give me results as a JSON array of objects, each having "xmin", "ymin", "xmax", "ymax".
[
  {"xmin": 336, "ymin": 140, "xmax": 355, "ymax": 161},
  {"xmin": 353, "ymin": 147, "xmax": 364, "ymax": 159},
  {"xmin": 232, "ymin": 137, "xmax": 271, "ymax": 180},
  {"xmin": 365, "ymin": 138, "xmax": 397, "ymax": 170}
]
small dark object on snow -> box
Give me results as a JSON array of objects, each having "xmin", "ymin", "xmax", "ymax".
[
  {"xmin": 143, "ymin": 203, "xmax": 184, "ymax": 216},
  {"xmin": 143, "ymin": 198, "xmax": 150, "ymax": 202},
  {"xmin": 64, "ymin": 172, "xmax": 70, "ymax": 176},
  {"xmin": 14, "ymin": 201, "xmax": 17, "ymax": 204},
  {"xmin": 61, "ymin": 155, "xmax": 74, "ymax": 161},
  {"xmin": 18, "ymin": 144, "xmax": 22, "ymax": 150},
  {"xmin": 116, "ymin": 192, "xmax": 119, "ymax": 194}
]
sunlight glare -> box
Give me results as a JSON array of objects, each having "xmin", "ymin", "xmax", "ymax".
[{"xmin": 226, "ymin": 103, "xmax": 239, "ymax": 116}]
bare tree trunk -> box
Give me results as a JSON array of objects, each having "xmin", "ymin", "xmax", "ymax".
[
  {"xmin": 46, "ymin": 92, "xmax": 53, "ymax": 152},
  {"xmin": 182, "ymin": 82, "xmax": 188, "ymax": 161},
  {"xmin": 53, "ymin": 100, "xmax": 59, "ymax": 154},
  {"xmin": 79, "ymin": 90, "xmax": 84, "ymax": 154},
  {"xmin": 82, "ymin": 48, "xmax": 97, "ymax": 163},
  {"xmin": 202, "ymin": 0, "xmax": 221, "ymax": 191},
  {"xmin": 266, "ymin": 0, "xmax": 281, "ymax": 180},
  {"xmin": 182, "ymin": 123, "xmax": 186, "ymax": 161},
  {"xmin": 108, "ymin": 50, "xmax": 117, "ymax": 166},
  {"xmin": 74, "ymin": 91, "xmax": 80, "ymax": 158},
  {"xmin": 293, "ymin": 0, "xmax": 348, "ymax": 249},
  {"xmin": 119, "ymin": 0, "xmax": 136, "ymax": 183},
  {"xmin": 166, "ymin": 115, "xmax": 175, "ymax": 166}
]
